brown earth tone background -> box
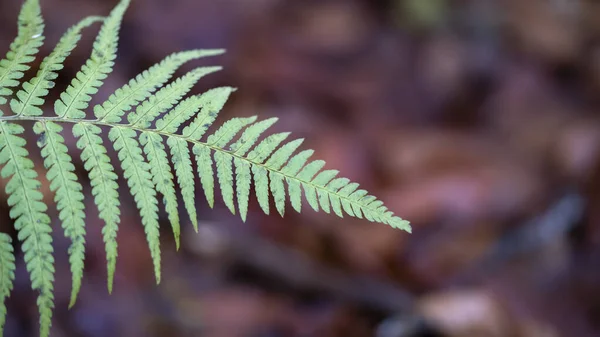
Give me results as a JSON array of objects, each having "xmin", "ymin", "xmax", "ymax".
[{"xmin": 1, "ymin": 0, "xmax": 600, "ymax": 336}]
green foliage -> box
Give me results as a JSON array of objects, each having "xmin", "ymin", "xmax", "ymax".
[
  {"xmin": 0, "ymin": 0, "xmax": 411, "ymax": 336},
  {"xmin": 0, "ymin": 121, "xmax": 54, "ymax": 337},
  {"xmin": 0, "ymin": 0, "xmax": 44, "ymax": 109},
  {"xmin": 0, "ymin": 234, "xmax": 15, "ymax": 335}
]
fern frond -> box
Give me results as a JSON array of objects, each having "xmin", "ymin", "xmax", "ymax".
[
  {"xmin": 72, "ymin": 123, "xmax": 120, "ymax": 292},
  {"xmin": 11, "ymin": 16, "xmax": 103, "ymax": 117},
  {"xmin": 109, "ymin": 127, "xmax": 161, "ymax": 284},
  {"xmin": 0, "ymin": 234, "xmax": 15, "ymax": 333},
  {"xmin": 0, "ymin": 0, "xmax": 410, "ymax": 335},
  {"xmin": 187, "ymin": 115, "xmax": 411, "ymax": 230},
  {"xmin": 0, "ymin": 122, "xmax": 54, "ymax": 337},
  {"xmin": 0, "ymin": 0, "xmax": 44, "ymax": 111},
  {"xmin": 55, "ymin": 0, "xmax": 130, "ymax": 119},
  {"xmin": 33, "ymin": 121, "xmax": 85, "ymax": 308}
]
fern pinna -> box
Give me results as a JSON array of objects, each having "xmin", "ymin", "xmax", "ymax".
[{"xmin": 0, "ymin": 0, "xmax": 411, "ymax": 336}]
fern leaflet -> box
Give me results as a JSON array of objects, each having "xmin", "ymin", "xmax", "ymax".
[
  {"xmin": 140, "ymin": 132, "xmax": 180, "ymax": 247},
  {"xmin": 109, "ymin": 127, "xmax": 161, "ymax": 283},
  {"xmin": 0, "ymin": 0, "xmax": 44, "ymax": 109},
  {"xmin": 54, "ymin": 0, "xmax": 130, "ymax": 119},
  {"xmin": 73, "ymin": 123, "xmax": 120, "ymax": 293},
  {"xmin": 168, "ymin": 137, "xmax": 198, "ymax": 230},
  {"xmin": 11, "ymin": 16, "xmax": 103, "ymax": 117},
  {"xmin": 0, "ymin": 234, "xmax": 15, "ymax": 334},
  {"xmin": 33, "ymin": 121, "xmax": 85, "ymax": 308},
  {"xmin": 95, "ymin": 50, "xmax": 224, "ymax": 123},
  {"xmin": 0, "ymin": 122, "xmax": 54, "ymax": 337}
]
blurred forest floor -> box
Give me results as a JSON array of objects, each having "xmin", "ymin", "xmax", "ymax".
[{"xmin": 1, "ymin": 0, "xmax": 600, "ymax": 336}]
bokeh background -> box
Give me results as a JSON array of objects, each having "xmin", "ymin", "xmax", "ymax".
[{"xmin": 1, "ymin": 0, "xmax": 600, "ymax": 336}]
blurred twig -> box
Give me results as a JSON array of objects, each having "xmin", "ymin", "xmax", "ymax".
[
  {"xmin": 188, "ymin": 221, "xmax": 415, "ymax": 314},
  {"xmin": 455, "ymin": 190, "xmax": 585, "ymax": 283}
]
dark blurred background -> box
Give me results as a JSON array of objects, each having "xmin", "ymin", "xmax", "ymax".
[{"xmin": 1, "ymin": 0, "xmax": 600, "ymax": 336}]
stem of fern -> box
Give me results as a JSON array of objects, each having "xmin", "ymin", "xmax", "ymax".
[{"xmin": 0, "ymin": 115, "xmax": 396, "ymax": 223}]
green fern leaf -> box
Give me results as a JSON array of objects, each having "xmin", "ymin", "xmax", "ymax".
[
  {"xmin": 0, "ymin": 122, "xmax": 54, "ymax": 337},
  {"xmin": 127, "ymin": 67, "xmax": 221, "ymax": 128},
  {"xmin": 168, "ymin": 137, "xmax": 198, "ymax": 229},
  {"xmin": 73, "ymin": 123, "xmax": 120, "ymax": 292},
  {"xmin": 206, "ymin": 117, "xmax": 257, "ymax": 148},
  {"xmin": 0, "ymin": 0, "xmax": 44, "ymax": 110},
  {"xmin": 361, "ymin": 195, "xmax": 377, "ymax": 209},
  {"xmin": 312, "ymin": 170, "xmax": 339, "ymax": 214},
  {"xmin": 156, "ymin": 95, "xmax": 203, "ymax": 133},
  {"xmin": 0, "ymin": 0, "xmax": 411, "ymax": 334},
  {"xmin": 339, "ymin": 183, "xmax": 358, "ymax": 217},
  {"xmin": 180, "ymin": 87, "xmax": 234, "ymax": 139},
  {"xmin": 313, "ymin": 170, "xmax": 339, "ymax": 186},
  {"xmin": 367, "ymin": 200, "xmax": 384, "ymax": 216},
  {"xmin": 269, "ymin": 171, "xmax": 286, "ymax": 216},
  {"xmin": 233, "ymin": 157, "xmax": 251, "ymax": 221},
  {"xmin": 55, "ymin": 0, "xmax": 130, "ymax": 119},
  {"xmin": 230, "ymin": 118, "xmax": 278, "ymax": 156},
  {"xmin": 11, "ymin": 16, "xmax": 103, "ymax": 117},
  {"xmin": 317, "ymin": 188, "xmax": 331, "ymax": 214},
  {"xmin": 297, "ymin": 160, "xmax": 326, "ymax": 212},
  {"xmin": 193, "ymin": 144, "xmax": 215, "ymax": 210},
  {"xmin": 264, "ymin": 138, "xmax": 304, "ymax": 170},
  {"xmin": 214, "ymin": 150, "xmax": 236, "ymax": 214},
  {"xmin": 0, "ymin": 234, "xmax": 15, "ymax": 334},
  {"xmin": 282, "ymin": 150, "xmax": 314, "ymax": 176},
  {"xmin": 297, "ymin": 160, "xmax": 326, "ymax": 182},
  {"xmin": 286, "ymin": 178, "xmax": 302, "ymax": 213},
  {"xmin": 33, "ymin": 121, "xmax": 85, "ymax": 308},
  {"xmin": 349, "ymin": 189, "xmax": 368, "ymax": 218},
  {"xmin": 302, "ymin": 184, "xmax": 319, "ymax": 212},
  {"xmin": 329, "ymin": 193, "xmax": 344, "ymax": 217},
  {"xmin": 326, "ymin": 177, "xmax": 348, "ymax": 217},
  {"xmin": 95, "ymin": 50, "xmax": 224, "ymax": 123},
  {"xmin": 336, "ymin": 197, "xmax": 354, "ymax": 216},
  {"xmin": 109, "ymin": 127, "xmax": 161, "ymax": 284},
  {"xmin": 140, "ymin": 132, "xmax": 180, "ymax": 248},
  {"xmin": 251, "ymin": 166, "xmax": 270, "ymax": 215},
  {"xmin": 262, "ymin": 138, "xmax": 306, "ymax": 217},
  {"xmin": 246, "ymin": 132, "xmax": 290, "ymax": 163}
]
